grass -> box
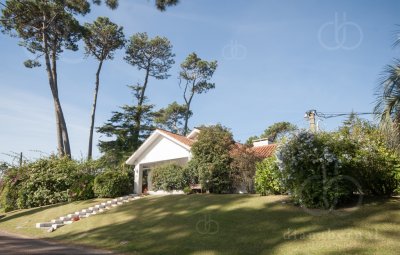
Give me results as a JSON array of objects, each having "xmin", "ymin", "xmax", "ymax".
[
  {"xmin": 0, "ymin": 195, "xmax": 399, "ymax": 254},
  {"xmin": 0, "ymin": 198, "xmax": 107, "ymax": 236}
]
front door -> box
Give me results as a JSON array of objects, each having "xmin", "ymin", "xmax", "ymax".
[{"xmin": 142, "ymin": 169, "xmax": 150, "ymax": 193}]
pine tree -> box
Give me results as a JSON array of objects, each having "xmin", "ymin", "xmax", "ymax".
[{"xmin": 83, "ymin": 17, "xmax": 125, "ymax": 159}]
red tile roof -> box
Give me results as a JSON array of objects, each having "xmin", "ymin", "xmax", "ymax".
[
  {"xmin": 157, "ymin": 129, "xmax": 277, "ymax": 158},
  {"xmin": 251, "ymin": 144, "xmax": 278, "ymax": 158},
  {"xmin": 157, "ymin": 129, "xmax": 194, "ymax": 147}
]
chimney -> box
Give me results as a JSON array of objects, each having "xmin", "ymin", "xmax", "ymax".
[{"xmin": 253, "ymin": 138, "xmax": 272, "ymax": 147}]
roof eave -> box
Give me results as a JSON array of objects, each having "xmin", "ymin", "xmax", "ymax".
[
  {"xmin": 125, "ymin": 131, "xmax": 160, "ymax": 165},
  {"xmin": 125, "ymin": 130, "xmax": 192, "ymax": 165}
]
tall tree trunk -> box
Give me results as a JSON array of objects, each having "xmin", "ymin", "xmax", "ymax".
[
  {"xmin": 46, "ymin": 59, "xmax": 64, "ymax": 157},
  {"xmin": 56, "ymin": 93, "xmax": 71, "ymax": 157},
  {"xmin": 183, "ymin": 103, "xmax": 191, "ymax": 136},
  {"xmin": 138, "ymin": 67, "xmax": 150, "ymax": 107},
  {"xmin": 183, "ymin": 87, "xmax": 195, "ymax": 136},
  {"xmin": 42, "ymin": 15, "xmax": 64, "ymax": 157},
  {"xmin": 51, "ymin": 44, "xmax": 71, "ymax": 158},
  {"xmin": 132, "ymin": 67, "xmax": 150, "ymax": 150},
  {"xmin": 87, "ymin": 60, "xmax": 103, "ymax": 160},
  {"xmin": 42, "ymin": 14, "xmax": 71, "ymax": 158}
]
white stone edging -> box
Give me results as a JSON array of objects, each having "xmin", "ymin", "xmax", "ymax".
[{"xmin": 35, "ymin": 194, "xmax": 141, "ymax": 232}]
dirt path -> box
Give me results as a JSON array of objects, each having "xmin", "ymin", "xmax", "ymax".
[{"xmin": 0, "ymin": 231, "xmax": 115, "ymax": 255}]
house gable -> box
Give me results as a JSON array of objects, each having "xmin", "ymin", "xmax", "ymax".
[
  {"xmin": 126, "ymin": 130, "xmax": 192, "ymax": 165},
  {"xmin": 136, "ymin": 135, "xmax": 191, "ymax": 164}
]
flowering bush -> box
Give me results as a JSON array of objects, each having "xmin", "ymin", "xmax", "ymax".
[
  {"xmin": 277, "ymin": 131, "xmax": 355, "ymax": 209},
  {"xmin": 275, "ymin": 121, "xmax": 400, "ymax": 209}
]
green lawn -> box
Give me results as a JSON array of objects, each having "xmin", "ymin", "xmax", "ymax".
[
  {"xmin": 0, "ymin": 198, "xmax": 107, "ymax": 236},
  {"xmin": 0, "ymin": 195, "xmax": 399, "ymax": 255}
]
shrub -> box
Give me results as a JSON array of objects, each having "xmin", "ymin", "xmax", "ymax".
[
  {"xmin": 277, "ymin": 131, "xmax": 354, "ymax": 209},
  {"xmin": 151, "ymin": 164, "xmax": 187, "ymax": 191},
  {"xmin": 183, "ymin": 162, "xmax": 200, "ymax": 185},
  {"xmin": 230, "ymin": 144, "xmax": 260, "ymax": 193},
  {"xmin": 93, "ymin": 169, "xmax": 133, "ymax": 198},
  {"xmin": 0, "ymin": 167, "xmax": 22, "ymax": 212},
  {"xmin": 189, "ymin": 124, "xmax": 235, "ymax": 193},
  {"xmin": 15, "ymin": 157, "xmax": 78, "ymax": 208},
  {"xmin": 276, "ymin": 124, "xmax": 400, "ymax": 209},
  {"xmin": 335, "ymin": 119, "xmax": 400, "ymax": 196},
  {"xmin": 69, "ymin": 160, "xmax": 104, "ymax": 201},
  {"xmin": 183, "ymin": 186, "xmax": 192, "ymax": 194},
  {"xmin": 255, "ymin": 156, "xmax": 284, "ymax": 195},
  {"xmin": 337, "ymin": 144, "xmax": 400, "ymax": 197},
  {"xmin": 69, "ymin": 174, "xmax": 95, "ymax": 201},
  {"xmin": 0, "ymin": 156, "xmax": 102, "ymax": 212}
]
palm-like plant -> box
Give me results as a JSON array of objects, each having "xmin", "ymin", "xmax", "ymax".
[
  {"xmin": 374, "ymin": 55, "xmax": 400, "ymax": 149},
  {"xmin": 374, "ymin": 60, "xmax": 400, "ymax": 121}
]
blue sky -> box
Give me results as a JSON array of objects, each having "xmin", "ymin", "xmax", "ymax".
[{"xmin": 1, "ymin": 0, "xmax": 399, "ymax": 161}]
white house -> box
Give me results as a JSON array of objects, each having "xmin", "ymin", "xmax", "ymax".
[{"xmin": 125, "ymin": 128, "xmax": 277, "ymax": 194}]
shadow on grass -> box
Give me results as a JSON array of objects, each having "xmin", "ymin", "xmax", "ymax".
[
  {"xmin": 362, "ymin": 196, "xmax": 400, "ymax": 205},
  {"xmin": 52, "ymin": 194, "xmax": 400, "ymax": 255}
]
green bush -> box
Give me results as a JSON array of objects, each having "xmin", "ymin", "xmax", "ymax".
[
  {"xmin": 93, "ymin": 169, "xmax": 133, "ymax": 198},
  {"xmin": 69, "ymin": 160, "xmax": 104, "ymax": 201},
  {"xmin": 230, "ymin": 144, "xmax": 260, "ymax": 193},
  {"xmin": 189, "ymin": 124, "xmax": 235, "ymax": 193},
  {"xmin": 335, "ymin": 120, "xmax": 400, "ymax": 196},
  {"xmin": 183, "ymin": 186, "xmax": 192, "ymax": 194},
  {"xmin": 255, "ymin": 156, "xmax": 284, "ymax": 195},
  {"xmin": 151, "ymin": 164, "xmax": 187, "ymax": 191},
  {"xmin": 277, "ymin": 131, "xmax": 354, "ymax": 209},
  {"xmin": 0, "ymin": 156, "xmax": 101, "ymax": 212},
  {"xmin": 69, "ymin": 174, "xmax": 95, "ymax": 201},
  {"xmin": 14, "ymin": 157, "xmax": 76, "ymax": 208},
  {"xmin": 0, "ymin": 168, "xmax": 22, "ymax": 212},
  {"xmin": 276, "ymin": 123, "xmax": 400, "ymax": 209}
]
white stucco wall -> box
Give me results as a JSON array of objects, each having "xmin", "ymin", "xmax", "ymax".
[
  {"xmin": 134, "ymin": 158, "xmax": 189, "ymax": 194},
  {"xmin": 136, "ymin": 135, "xmax": 190, "ymax": 164},
  {"xmin": 132, "ymin": 135, "xmax": 191, "ymax": 194},
  {"xmin": 133, "ymin": 164, "xmax": 141, "ymax": 194}
]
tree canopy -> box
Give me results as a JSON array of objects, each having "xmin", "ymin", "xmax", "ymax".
[
  {"xmin": 125, "ymin": 32, "xmax": 175, "ymax": 80},
  {"xmin": 123, "ymin": 32, "xmax": 175, "ymax": 151},
  {"xmin": 0, "ymin": 0, "xmax": 95, "ymax": 157},
  {"xmin": 179, "ymin": 52, "xmax": 217, "ymax": 135},
  {"xmin": 84, "ymin": 16, "xmax": 125, "ymax": 159},
  {"xmin": 155, "ymin": 102, "xmax": 191, "ymax": 134},
  {"xmin": 188, "ymin": 124, "xmax": 234, "ymax": 193},
  {"xmin": 97, "ymin": 85, "xmax": 156, "ymax": 165},
  {"xmin": 83, "ymin": 16, "xmax": 125, "ymax": 62},
  {"xmin": 247, "ymin": 121, "xmax": 297, "ymax": 144},
  {"xmin": 0, "ymin": 0, "xmax": 179, "ymax": 159}
]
